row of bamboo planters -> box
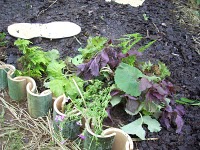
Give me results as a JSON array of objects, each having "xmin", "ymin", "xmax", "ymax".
[{"xmin": 0, "ymin": 61, "xmax": 134, "ymax": 150}]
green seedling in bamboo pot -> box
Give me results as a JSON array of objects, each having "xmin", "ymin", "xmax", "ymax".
[
  {"xmin": 53, "ymin": 95, "xmax": 83, "ymax": 140},
  {"xmin": 72, "ymin": 78, "xmax": 133, "ymax": 150},
  {"xmin": 72, "ymin": 79, "xmax": 118, "ymax": 150}
]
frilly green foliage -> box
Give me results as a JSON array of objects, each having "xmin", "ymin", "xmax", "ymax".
[
  {"xmin": 78, "ymin": 36, "xmax": 108, "ymax": 59},
  {"xmin": 118, "ymin": 33, "xmax": 142, "ymax": 54},
  {"xmin": 14, "ymin": 39, "xmax": 60, "ymax": 78},
  {"xmin": 158, "ymin": 61, "xmax": 171, "ymax": 79}
]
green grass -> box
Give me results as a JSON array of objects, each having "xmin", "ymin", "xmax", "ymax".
[
  {"xmin": 0, "ymin": 32, "xmax": 8, "ymax": 47},
  {"xmin": 4, "ymin": 131, "xmax": 24, "ymax": 150},
  {"xmin": 0, "ymin": 106, "xmax": 5, "ymax": 126}
]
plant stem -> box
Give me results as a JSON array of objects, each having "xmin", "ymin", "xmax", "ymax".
[{"xmin": 72, "ymin": 78, "xmax": 87, "ymax": 109}]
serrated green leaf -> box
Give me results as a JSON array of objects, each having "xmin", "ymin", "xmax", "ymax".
[
  {"xmin": 143, "ymin": 116, "xmax": 161, "ymax": 132},
  {"xmin": 142, "ymin": 61, "xmax": 153, "ymax": 71},
  {"xmin": 138, "ymin": 40, "xmax": 156, "ymax": 52},
  {"xmin": 49, "ymin": 79, "xmax": 66, "ymax": 97},
  {"xmin": 158, "ymin": 61, "xmax": 170, "ymax": 79},
  {"xmin": 118, "ymin": 33, "xmax": 142, "ymax": 54},
  {"xmin": 46, "ymin": 49, "xmax": 60, "ymax": 60},
  {"xmin": 122, "ymin": 55, "xmax": 136, "ymax": 66},
  {"xmin": 110, "ymin": 96, "xmax": 122, "ymax": 107},
  {"xmin": 14, "ymin": 39, "xmax": 32, "ymax": 52},
  {"xmin": 64, "ymin": 76, "xmax": 84, "ymax": 100},
  {"xmin": 47, "ymin": 61, "xmax": 66, "ymax": 78},
  {"xmin": 114, "ymin": 63, "xmax": 144, "ymax": 96},
  {"xmin": 78, "ymin": 36, "xmax": 108, "ymax": 59}
]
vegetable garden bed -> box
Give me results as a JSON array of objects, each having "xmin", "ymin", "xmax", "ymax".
[{"xmin": 0, "ymin": 0, "xmax": 199, "ymax": 150}]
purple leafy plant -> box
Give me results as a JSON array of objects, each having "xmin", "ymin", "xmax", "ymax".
[
  {"xmin": 74, "ymin": 34, "xmax": 185, "ymax": 134},
  {"xmin": 160, "ymin": 104, "xmax": 185, "ymax": 133},
  {"xmin": 77, "ymin": 46, "xmax": 141, "ymax": 80}
]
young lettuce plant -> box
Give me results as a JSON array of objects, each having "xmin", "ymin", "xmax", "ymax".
[{"xmin": 44, "ymin": 58, "xmax": 84, "ymax": 98}]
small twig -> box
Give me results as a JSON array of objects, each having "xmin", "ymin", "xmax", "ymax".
[
  {"xmin": 192, "ymin": 35, "xmax": 200, "ymax": 45},
  {"xmin": 152, "ymin": 23, "xmax": 160, "ymax": 33},
  {"xmin": 0, "ymin": 130, "xmax": 19, "ymax": 137},
  {"xmin": 146, "ymin": 30, "xmax": 149, "ymax": 38},
  {"xmin": 37, "ymin": 0, "xmax": 58, "ymax": 17},
  {"xmin": 132, "ymin": 137, "xmax": 159, "ymax": 141},
  {"xmin": 72, "ymin": 78, "xmax": 87, "ymax": 109},
  {"xmin": 74, "ymin": 36, "xmax": 82, "ymax": 45}
]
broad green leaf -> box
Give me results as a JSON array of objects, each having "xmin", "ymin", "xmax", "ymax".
[
  {"xmin": 110, "ymin": 96, "xmax": 122, "ymax": 107},
  {"xmin": 121, "ymin": 115, "xmax": 161, "ymax": 140},
  {"xmin": 64, "ymin": 76, "xmax": 84, "ymax": 100},
  {"xmin": 121, "ymin": 117, "xmax": 145, "ymax": 140},
  {"xmin": 114, "ymin": 63, "xmax": 143, "ymax": 96},
  {"xmin": 143, "ymin": 116, "xmax": 161, "ymax": 132},
  {"xmin": 49, "ymin": 79, "xmax": 66, "ymax": 97}
]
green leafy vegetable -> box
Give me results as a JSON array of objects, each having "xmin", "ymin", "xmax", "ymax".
[
  {"xmin": 143, "ymin": 14, "xmax": 149, "ymax": 21},
  {"xmin": 121, "ymin": 116, "xmax": 161, "ymax": 140},
  {"xmin": 71, "ymin": 55, "xmax": 83, "ymax": 65},
  {"xmin": 73, "ymin": 79, "xmax": 111, "ymax": 134},
  {"xmin": 114, "ymin": 62, "xmax": 144, "ymax": 96},
  {"xmin": 47, "ymin": 61, "xmax": 66, "ymax": 78},
  {"xmin": 48, "ymin": 79, "xmax": 66, "ymax": 96},
  {"xmin": 121, "ymin": 55, "xmax": 136, "ymax": 66}
]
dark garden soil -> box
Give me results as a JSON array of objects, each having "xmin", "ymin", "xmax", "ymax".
[{"xmin": 0, "ymin": 0, "xmax": 199, "ymax": 149}]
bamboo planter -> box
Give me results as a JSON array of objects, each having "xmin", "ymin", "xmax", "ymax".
[
  {"xmin": 102, "ymin": 128, "xmax": 134, "ymax": 150},
  {"xmin": 53, "ymin": 95, "xmax": 82, "ymax": 140},
  {"xmin": 83, "ymin": 119, "xmax": 115, "ymax": 150},
  {"xmin": 84, "ymin": 119, "xmax": 134, "ymax": 150},
  {"xmin": 0, "ymin": 62, "xmax": 53, "ymax": 118},
  {"xmin": 26, "ymin": 81, "xmax": 52, "ymax": 118},
  {"xmin": 0, "ymin": 62, "xmax": 15, "ymax": 89}
]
